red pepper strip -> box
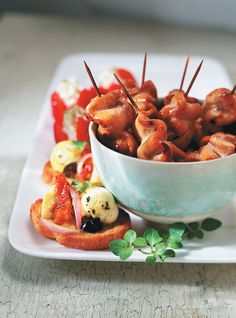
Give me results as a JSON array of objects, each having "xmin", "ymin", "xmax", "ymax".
[
  {"xmin": 76, "ymin": 117, "xmax": 90, "ymax": 142},
  {"xmin": 51, "ymin": 92, "xmax": 66, "ymax": 125},
  {"xmin": 53, "ymin": 122, "xmax": 68, "ymax": 143},
  {"xmin": 53, "ymin": 174, "xmax": 73, "ymax": 225},
  {"xmin": 77, "ymin": 87, "xmax": 97, "ymax": 109}
]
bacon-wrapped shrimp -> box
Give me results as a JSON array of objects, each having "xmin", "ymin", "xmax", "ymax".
[
  {"xmin": 202, "ymin": 88, "xmax": 236, "ymax": 132},
  {"xmin": 86, "ymin": 90, "xmax": 135, "ymax": 138},
  {"xmin": 184, "ymin": 132, "xmax": 236, "ymax": 161},
  {"xmin": 132, "ymin": 82, "xmax": 158, "ymax": 118},
  {"xmin": 160, "ymin": 91, "xmax": 203, "ymax": 150},
  {"xmin": 134, "ymin": 113, "xmax": 185, "ymax": 161},
  {"xmin": 163, "ymin": 89, "xmax": 199, "ymax": 105},
  {"xmin": 101, "ymin": 131, "xmax": 138, "ymax": 157}
]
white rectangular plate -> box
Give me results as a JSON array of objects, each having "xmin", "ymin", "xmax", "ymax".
[{"xmin": 9, "ymin": 53, "xmax": 236, "ymax": 263}]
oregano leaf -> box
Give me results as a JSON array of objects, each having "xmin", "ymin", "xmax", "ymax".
[
  {"xmin": 133, "ymin": 237, "xmax": 148, "ymax": 247},
  {"xmin": 109, "ymin": 240, "xmax": 128, "ymax": 256},
  {"xmin": 186, "ymin": 232, "xmax": 195, "ymax": 239},
  {"xmin": 158, "ymin": 228, "xmax": 169, "ymax": 238},
  {"xmin": 169, "ymin": 233, "xmax": 183, "ymax": 243},
  {"xmin": 124, "ymin": 230, "xmax": 137, "ymax": 245},
  {"xmin": 146, "ymin": 255, "xmax": 157, "ymax": 265},
  {"xmin": 119, "ymin": 247, "xmax": 133, "ymax": 260},
  {"xmin": 201, "ymin": 218, "xmax": 222, "ymax": 231},
  {"xmin": 168, "ymin": 240, "xmax": 183, "ymax": 249},
  {"xmin": 169, "ymin": 222, "xmax": 186, "ymax": 237},
  {"xmin": 195, "ymin": 230, "xmax": 204, "ymax": 239},
  {"xmin": 188, "ymin": 222, "xmax": 199, "ymax": 232},
  {"xmin": 144, "ymin": 228, "xmax": 162, "ymax": 248},
  {"xmin": 156, "ymin": 242, "xmax": 167, "ymax": 255},
  {"xmin": 159, "ymin": 249, "xmax": 176, "ymax": 261}
]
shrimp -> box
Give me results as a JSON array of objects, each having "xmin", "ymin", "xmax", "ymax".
[
  {"xmin": 86, "ymin": 91, "xmax": 135, "ymax": 138},
  {"xmin": 101, "ymin": 131, "xmax": 138, "ymax": 157},
  {"xmin": 184, "ymin": 132, "xmax": 236, "ymax": 161},
  {"xmin": 160, "ymin": 91, "xmax": 203, "ymax": 150},
  {"xmin": 135, "ymin": 113, "xmax": 185, "ymax": 161},
  {"xmin": 203, "ymin": 88, "xmax": 236, "ymax": 132}
]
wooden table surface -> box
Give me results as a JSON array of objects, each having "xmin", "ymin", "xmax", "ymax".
[{"xmin": 1, "ymin": 13, "xmax": 236, "ymax": 318}]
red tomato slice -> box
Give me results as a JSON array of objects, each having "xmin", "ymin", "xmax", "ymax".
[
  {"xmin": 76, "ymin": 117, "xmax": 90, "ymax": 142},
  {"xmin": 53, "ymin": 174, "xmax": 73, "ymax": 225},
  {"xmin": 105, "ymin": 83, "xmax": 120, "ymax": 92},
  {"xmin": 51, "ymin": 92, "xmax": 66, "ymax": 125},
  {"xmin": 53, "ymin": 122, "xmax": 68, "ymax": 143},
  {"xmin": 116, "ymin": 68, "xmax": 137, "ymax": 85},
  {"xmin": 77, "ymin": 87, "xmax": 97, "ymax": 109}
]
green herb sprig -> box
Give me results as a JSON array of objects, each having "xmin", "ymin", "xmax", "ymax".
[
  {"xmin": 71, "ymin": 179, "xmax": 91, "ymax": 193},
  {"xmin": 73, "ymin": 140, "xmax": 89, "ymax": 151},
  {"xmin": 185, "ymin": 218, "xmax": 222, "ymax": 239},
  {"xmin": 109, "ymin": 218, "xmax": 222, "ymax": 264}
]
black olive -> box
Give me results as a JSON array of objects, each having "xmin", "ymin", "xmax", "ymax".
[
  {"xmin": 81, "ymin": 217, "xmax": 103, "ymax": 233},
  {"xmin": 63, "ymin": 162, "xmax": 77, "ymax": 178}
]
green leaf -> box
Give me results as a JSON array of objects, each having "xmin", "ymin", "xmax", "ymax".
[
  {"xmin": 169, "ymin": 233, "xmax": 183, "ymax": 243},
  {"xmin": 188, "ymin": 222, "xmax": 199, "ymax": 232},
  {"xmin": 146, "ymin": 255, "xmax": 157, "ymax": 265},
  {"xmin": 124, "ymin": 230, "xmax": 137, "ymax": 245},
  {"xmin": 73, "ymin": 140, "xmax": 89, "ymax": 151},
  {"xmin": 80, "ymin": 181, "xmax": 91, "ymax": 193},
  {"xmin": 168, "ymin": 240, "xmax": 183, "ymax": 249},
  {"xmin": 156, "ymin": 242, "xmax": 167, "ymax": 255},
  {"xmin": 71, "ymin": 179, "xmax": 80, "ymax": 187},
  {"xmin": 158, "ymin": 228, "xmax": 169, "ymax": 238},
  {"xmin": 201, "ymin": 218, "xmax": 222, "ymax": 231},
  {"xmin": 186, "ymin": 232, "xmax": 195, "ymax": 239},
  {"xmin": 169, "ymin": 222, "xmax": 186, "ymax": 237},
  {"xmin": 144, "ymin": 228, "xmax": 162, "ymax": 248},
  {"xmin": 195, "ymin": 230, "xmax": 204, "ymax": 239},
  {"xmin": 133, "ymin": 237, "xmax": 148, "ymax": 247},
  {"xmin": 109, "ymin": 239, "xmax": 128, "ymax": 256},
  {"xmin": 71, "ymin": 179, "xmax": 90, "ymax": 193},
  {"xmin": 159, "ymin": 249, "xmax": 176, "ymax": 261},
  {"xmin": 119, "ymin": 247, "xmax": 133, "ymax": 260}
]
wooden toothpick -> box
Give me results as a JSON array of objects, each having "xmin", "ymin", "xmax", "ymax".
[
  {"xmin": 185, "ymin": 59, "xmax": 204, "ymax": 97},
  {"xmin": 114, "ymin": 73, "xmax": 139, "ymax": 113},
  {"xmin": 180, "ymin": 54, "xmax": 190, "ymax": 90},
  {"xmin": 231, "ymin": 84, "xmax": 236, "ymax": 95},
  {"xmin": 141, "ymin": 52, "xmax": 147, "ymax": 85},
  {"xmin": 84, "ymin": 61, "xmax": 101, "ymax": 97}
]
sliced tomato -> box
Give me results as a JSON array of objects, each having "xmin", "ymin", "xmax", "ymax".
[
  {"xmin": 51, "ymin": 92, "xmax": 66, "ymax": 125},
  {"xmin": 76, "ymin": 156, "xmax": 93, "ymax": 182},
  {"xmin": 53, "ymin": 174, "xmax": 73, "ymax": 225},
  {"xmin": 77, "ymin": 87, "xmax": 97, "ymax": 109},
  {"xmin": 53, "ymin": 122, "xmax": 68, "ymax": 143},
  {"xmin": 116, "ymin": 68, "xmax": 137, "ymax": 85},
  {"xmin": 105, "ymin": 83, "xmax": 120, "ymax": 92},
  {"xmin": 76, "ymin": 117, "xmax": 90, "ymax": 142}
]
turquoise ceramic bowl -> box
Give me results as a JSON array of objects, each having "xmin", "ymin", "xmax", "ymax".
[{"xmin": 89, "ymin": 123, "xmax": 236, "ymax": 223}]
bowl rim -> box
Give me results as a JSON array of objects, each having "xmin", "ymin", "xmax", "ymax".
[{"xmin": 89, "ymin": 122, "xmax": 236, "ymax": 166}]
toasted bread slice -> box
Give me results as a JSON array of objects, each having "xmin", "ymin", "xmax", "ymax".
[
  {"xmin": 30, "ymin": 199, "xmax": 131, "ymax": 250},
  {"xmin": 42, "ymin": 161, "xmax": 59, "ymax": 185}
]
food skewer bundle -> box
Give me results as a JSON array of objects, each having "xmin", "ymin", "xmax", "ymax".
[{"xmin": 85, "ymin": 55, "xmax": 236, "ymax": 162}]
